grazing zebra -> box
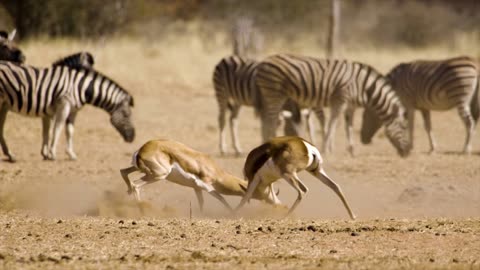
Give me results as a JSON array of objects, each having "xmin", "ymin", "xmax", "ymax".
[
  {"xmin": 231, "ymin": 17, "xmax": 263, "ymax": 59},
  {"xmin": 213, "ymin": 55, "xmax": 312, "ymax": 155},
  {"xmin": 52, "ymin": 51, "xmax": 94, "ymax": 69},
  {"xmin": 255, "ymin": 54, "xmax": 411, "ymax": 157},
  {"xmin": 0, "ymin": 61, "xmax": 135, "ymax": 162},
  {"xmin": 361, "ymin": 56, "xmax": 479, "ymax": 154},
  {"xmin": 0, "ymin": 29, "xmax": 25, "ymax": 63}
]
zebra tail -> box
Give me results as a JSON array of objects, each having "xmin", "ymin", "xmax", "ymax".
[{"xmin": 470, "ymin": 76, "xmax": 480, "ymax": 124}]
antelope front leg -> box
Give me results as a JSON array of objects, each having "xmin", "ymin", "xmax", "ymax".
[
  {"xmin": 65, "ymin": 111, "xmax": 78, "ymax": 160},
  {"xmin": 282, "ymin": 172, "xmax": 308, "ymax": 216},
  {"xmin": 310, "ymin": 168, "xmax": 356, "ymax": 220},
  {"xmin": 0, "ymin": 103, "xmax": 15, "ymax": 162},
  {"xmin": 235, "ymin": 174, "xmax": 262, "ymax": 212},
  {"xmin": 323, "ymin": 105, "xmax": 344, "ymax": 154},
  {"xmin": 120, "ymin": 166, "xmax": 138, "ymax": 195},
  {"xmin": 194, "ymin": 189, "xmax": 205, "ymax": 212},
  {"xmin": 48, "ymin": 100, "xmax": 71, "ymax": 160}
]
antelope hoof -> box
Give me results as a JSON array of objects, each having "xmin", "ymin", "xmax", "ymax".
[{"xmin": 6, "ymin": 155, "xmax": 17, "ymax": 163}]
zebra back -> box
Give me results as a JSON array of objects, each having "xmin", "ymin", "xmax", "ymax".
[
  {"xmin": 0, "ymin": 61, "xmax": 132, "ymax": 116},
  {"xmin": 387, "ymin": 56, "xmax": 478, "ymax": 112},
  {"xmin": 52, "ymin": 52, "xmax": 95, "ymax": 69}
]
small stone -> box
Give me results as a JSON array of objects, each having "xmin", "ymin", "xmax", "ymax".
[
  {"xmin": 64, "ymin": 234, "xmax": 72, "ymax": 239},
  {"xmin": 180, "ymin": 233, "xmax": 187, "ymax": 238},
  {"xmin": 350, "ymin": 232, "xmax": 359, "ymax": 236},
  {"xmin": 132, "ymin": 221, "xmax": 137, "ymax": 225},
  {"xmin": 429, "ymin": 258, "xmax": 435, "ymax": 262},
  {"xmin": 235, "ymin": 225, "xmax": 241, "ymax": 230},
  {"xmin": 307, "ymin": 225, "xmax": 317, "ymax": 232},
  {"xmin": 452, "ymin": 258, "xmax": 459, "ymax": 263},
  {"xmin": 147, "ymin": 222, "xmax": 155, "ymax": 226},
  {"xmin": 118, "ymin": 220, "xmax": 124, "ymax": 224},
  {"xmin": 57, "ymin": 220, "xmax": 63, "ymax": 224},
  {"xmin": 257, "ymin": 227, "xmax": 263, "ymax": 232},
  {"xmin": 329, "ymin": 249, "xmax": 337, "ymax": 254},
  {"xmin": 215, "ymin": 220, "xmax": 220, "ymax": 224},
  {"xmin": 236, "ymin": 230, "xmax": 241, "ymax": 234}
]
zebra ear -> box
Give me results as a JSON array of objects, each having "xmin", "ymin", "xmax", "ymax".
[{"xmin": 8, "ymin": 29, "xmax": 16, "ymax": 41}]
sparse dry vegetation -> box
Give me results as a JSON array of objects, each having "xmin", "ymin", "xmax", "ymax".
[{"xmin": 0, "ymin": 1, "xmax": 480, "ymax": 269}]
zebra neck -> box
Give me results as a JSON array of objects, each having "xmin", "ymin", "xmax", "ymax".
[{"xmin": 83, "ymin": 75, "xmax": 126, "ymax": 113}]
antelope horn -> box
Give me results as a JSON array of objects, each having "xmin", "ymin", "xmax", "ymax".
[{"xmin": 8, "ymin": 29, "xmax": 16, "ymax": 41}]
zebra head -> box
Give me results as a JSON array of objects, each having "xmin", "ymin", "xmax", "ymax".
[
  {"xmin": 360, "ymin": 108, "xmax": 382, "ymax": 144},
  {"xmin": 384, "ymin": 108, "xmax": 411, "ymax": 157},
  {"xmin": 110, "ymin": 96, "xmax": 135, "ymax": 143},
  {"xmin": 0, "ymin": 29, "xmax": 25, "ymax": 63}
]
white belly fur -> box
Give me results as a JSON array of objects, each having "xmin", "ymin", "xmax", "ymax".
[
  {"xmin": 166, "ymin": 162, "xmax": 214, "ymax": 192},
  {"xmin": 256, "ymin": 158, "xmax": 282, "ymax": 185}
]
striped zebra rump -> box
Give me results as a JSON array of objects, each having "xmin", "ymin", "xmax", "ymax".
[
  {"xmin": 213, "ymin": 55, "xmax": 259, "ymax": 111},
  {"xmin": 256, "ymin": 54, "xmax": 410, "ymax": 157},
  {"xmin": 387, "ymin": 56, "xmax": 478, "ymax": 111}
]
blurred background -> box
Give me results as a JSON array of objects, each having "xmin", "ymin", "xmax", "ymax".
[{"xmin": 1, "ymin": 0, "xmax": 480, "ymax": 51}]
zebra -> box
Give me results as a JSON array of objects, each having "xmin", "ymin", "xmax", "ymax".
[
  {"xmin": 213, "ymin": 55, "xmax": 313, "ymax": 155},
  {"xmin": 0, "ymin": 29, "xmax": 25, "ymax": 63},
  {"xmin": 360, "ymin": 56, "xmax": 479, "ymax": 154},
  {"xmin": 255, "ymin": 54, "xmax": 411, "ymax": 157},
  {"xmin": 0, "ymin": 61, "xmax": 135, "ymax": 162}
]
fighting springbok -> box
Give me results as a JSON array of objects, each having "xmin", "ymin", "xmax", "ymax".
[
  {"xmin": 235, "ymin": 136, "xmax": 356, "ymax": 219},
  {"xmin": 120, "ymin": 139, "xmax": 281, "ymax": 212}
]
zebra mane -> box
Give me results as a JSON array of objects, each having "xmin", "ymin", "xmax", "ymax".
[{"xmin": 52, "ymin": 52, "xmax": 95, "ymax": 70}]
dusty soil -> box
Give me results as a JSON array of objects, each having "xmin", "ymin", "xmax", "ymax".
[{"xmin": 0, "ymin": 41, "xmax": 479, "ymax": 269}]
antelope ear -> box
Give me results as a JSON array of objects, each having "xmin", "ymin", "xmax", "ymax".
[
  {"xmin": 0, "ymin": 31, "xmax": 8, "ymax": 39},
  {"xmin": 8, "ymin": 29, "xmax": 16, "ymax": 41}
]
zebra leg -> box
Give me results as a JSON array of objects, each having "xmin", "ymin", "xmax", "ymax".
[
  {"xmin": 229, "ymin": 105, "xmax": 243, "ymax": 156},
  {"xmin": 0, "ymin": 103, "xmax": 15, "ymax": 162},
  {"xmin": 458, "ymin": 105, "xmax": 474, "ymax": 154},
  {"xmin": 323, "ymin": 105, "xmax": 344, "ymax": 154},
  {"xmin": 420, "ymin": 109, "xmax": 436, "ymax": 153},
  {"xmin": 65, "ymin": 111, "xmax": 78, "ymax": 160},
  {"xmin": 218, "ymin": 106, "xmax": 228, "ymax": 155},
  {"xmin": 48, "ymin": 100, "xmax": 71, "ymax": 160},
  {"xmin": 260, "ymin": 98, "xmax": 286, "ymax": 142},
  {"xmin": 41, "ymin": 116, "xmax": 51, "ymax": 160},
  {"xmin": 313, "ymin": 107, "xmax": 326, "ymax": 149},
  {"xmin": 344, "ymin": 106, "xmax": 355, "ymax": 156},
  {"xmin": 406, "ymin": 109, "xmax": 415, "ymax": 150},
  {"xmin": 305, "ymin": 110, "xmax": 316, "ymax": 145}
]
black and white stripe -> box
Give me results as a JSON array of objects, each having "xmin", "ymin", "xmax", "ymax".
[
  {"xmin": 255, "ymin": 54, "xmax": 411, "ymax": 157},
  {"xmin": 213, "ymin": 55, "xmax": 312, "ymax": 155},
  {"xmin": 361, "ymin": 56, "xmax": 479, "ymax": 154},
  {"xmin": 0, "ymin": 61, "xmax": 134, "ymax": 162}
]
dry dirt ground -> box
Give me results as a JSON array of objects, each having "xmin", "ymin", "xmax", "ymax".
[{"xmin": 0, "ymin": 41, "xmax": 479, "ymax": 269}]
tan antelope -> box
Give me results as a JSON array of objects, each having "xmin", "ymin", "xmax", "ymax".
[
  {"xmin": 120, "ymin": 139, "xmax": 282, "ymax": 212},
  {"xmin": 235, "ymin": 136, "xmax": 356, "ymax": 219}
]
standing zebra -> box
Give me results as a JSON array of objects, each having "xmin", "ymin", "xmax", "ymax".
[
  {"xmin": 361, "ymin": 56, "xmax": 479, "ymax": 154},
  {"xmin": 255, "ymin": 54, "xmax": 411, "ymax": 157},
  {"xmin": 0, "ymin": 61, "xmax": 135, "ymax": 162},
  {"xmin": 0, "ymin": 29, "xmax": 25, "ymax": 63},
  {"xmin": 213, "ymin": 55, "xmax": 312, "ymax": 155}
]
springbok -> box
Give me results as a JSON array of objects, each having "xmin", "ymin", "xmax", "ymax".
[
  {"xmin": 120, "ymin": 139, "xmax": 281, "ymax": 212},
  {"xmin": 235, "ymin": 136, "xmax": 356, "ymax": 219}
]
